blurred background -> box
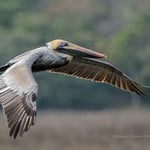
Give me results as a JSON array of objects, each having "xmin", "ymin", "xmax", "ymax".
[{"xmin": 0, "ymin": 0, "xmax": 150, "ymax": 149}]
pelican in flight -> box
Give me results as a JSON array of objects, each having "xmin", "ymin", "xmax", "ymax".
[{"xmin": 0, "ymin": 39, "xmax": 149, "ymax": 139}]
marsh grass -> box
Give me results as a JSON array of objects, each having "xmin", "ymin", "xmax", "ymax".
[{"xmin": 0, "ymin": 108, "xmax": 150, "ymax": 150}]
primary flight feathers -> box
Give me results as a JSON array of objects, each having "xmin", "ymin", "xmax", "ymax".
[{"xmin": 0, "ymin": 39, "xmax": 149, "ymax": 139}]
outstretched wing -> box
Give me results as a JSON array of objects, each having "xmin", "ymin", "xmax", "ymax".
[
  {"xmin": 49, "ymin": 57, "xmax": 150, "ymax": 96},
  {"xmin": 0, "ymin": 61, "xmax": 38, "ymax": 139}
]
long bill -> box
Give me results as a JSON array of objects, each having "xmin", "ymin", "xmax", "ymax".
[{"xmin": 58, "ymin": 43, "xmax": 107, "ymax": 59}]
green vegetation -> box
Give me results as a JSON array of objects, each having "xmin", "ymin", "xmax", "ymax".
[{"xmin": 0, "ymin": 0, "xmax": 150, "ymax": 109}]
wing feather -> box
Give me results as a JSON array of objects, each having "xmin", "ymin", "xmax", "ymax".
[
  {"xmin": 0, "ymin": 61, "xmax": 38, "ymax": 139},
  {"xmin": 49, "ymin": 57, "xmax": 150, "ymax": 96}
]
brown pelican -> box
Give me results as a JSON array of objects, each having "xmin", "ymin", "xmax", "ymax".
[{"xmin": 0, "ymin": 39, "xmax": 149, "ymax": 139}]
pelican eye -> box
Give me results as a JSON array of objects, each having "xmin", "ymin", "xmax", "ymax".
[
  {"xmin": 60, "ymin": 42, "xmax": 68, "ymax": 47},
  {"xmin": 57, "ymin": 42, "xmax": 68, "ymax": 49},
  {"xmin": 63, "ymin": 42, "xmax": 68, "ymax": 46}
]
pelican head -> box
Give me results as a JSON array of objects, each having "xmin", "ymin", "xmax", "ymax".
[{"xmin": 46, "ymin": 39, "xmax": 107, "ymax": 59}]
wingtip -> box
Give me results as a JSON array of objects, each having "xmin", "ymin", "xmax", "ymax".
[{"xmin": 142, "ymin": 86, "xmax": 150, "ymax": 96}]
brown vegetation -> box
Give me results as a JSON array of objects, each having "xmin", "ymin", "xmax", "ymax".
[{"xmin": 0, "ymin": 109, "xmax": 150, "ymax": 150}]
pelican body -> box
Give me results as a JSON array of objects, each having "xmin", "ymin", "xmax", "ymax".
[{"xmin": 0, "ymin": 39, "xmax": 149, "ymax": 139}]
